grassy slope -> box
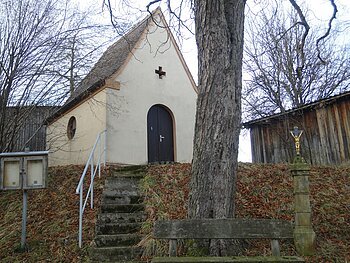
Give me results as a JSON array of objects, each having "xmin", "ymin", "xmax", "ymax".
[
  {"xmin": 0, "ymin": 165, "xmax": 104, "ymax": 263},
  {"xmin": 1, "ymin": 163, "xmax": 349, "ymax": 262},
  {"xmin": 142, "ymin": 163, "xmax": 350, "ymax": 262}
]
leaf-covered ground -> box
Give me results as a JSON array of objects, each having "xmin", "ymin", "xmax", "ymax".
[
  {"xmin": 0, "ymin": 165, "xmax": 104, "ymax": 263},
  {"xmin": 1, "ymin": 163, "xmax": 349, "ymax": 262},
  {"xmin": 141, "ymin": 163, "xmax": 350, "ymax": 262}
]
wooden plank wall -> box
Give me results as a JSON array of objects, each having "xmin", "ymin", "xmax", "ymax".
[
  {"xmin": 250, "ymin": 99, "xmax": 350, "ymax": 165},
  {"xmin": 3, "ymin": 106, "xmax": 57, "ymax": 152}
]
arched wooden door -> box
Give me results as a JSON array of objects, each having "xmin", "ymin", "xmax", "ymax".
[{"xmin": 147, "ymin": 105, "xmax": 174, "ymax": 163}]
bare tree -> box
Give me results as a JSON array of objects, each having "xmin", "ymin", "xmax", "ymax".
[
  {"xmin": 188, "ymin": 0, "xmax": 246, "ymax": 255},
  {"xmin": 103, "ymin": 0, "xmax": 245, "ymax": 256},
  {"xmin": 243, "ymin": 2, "xmax": 350, "ymax": 120},
  {"xmin": 0, "ymin": 0, "xmax": 68, "ymax": 151},
  {"xmin": 0, "ymin": 0, "xmax": 116, "ymax": 152},
  {"xmin": 51, "ymin": 6, "xmax": 118, "ymax": 95}
]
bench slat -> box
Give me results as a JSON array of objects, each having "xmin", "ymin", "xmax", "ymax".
[
  {"xmin": 154, "ymin": 219, "xmax": 293, "ymax": 239},
  {"xmin": 152, "ymin": 256, "xmax": 305, "ymax": 263}
]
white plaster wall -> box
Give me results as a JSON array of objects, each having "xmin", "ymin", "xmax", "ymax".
[
  {"xmin": 47, "ymin": 90, "xmax": 107, "ymax": 166},
  {"xmin": 106, "ymin": 19, "xmax": 197, "ymax": 164}
]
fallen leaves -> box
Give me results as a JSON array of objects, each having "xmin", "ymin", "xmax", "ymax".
[
  {"xmin": 0, "ymin": 165, "xmax": 104, "ymax": 262},
  {"xmin": 140, "ymin": 162, "xmax": 350, "ymax": 262}
]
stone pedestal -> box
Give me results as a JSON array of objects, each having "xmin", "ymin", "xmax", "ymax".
[{"xmin": 290, "ymin": 156, "xmax": 315, "ymax": 256}]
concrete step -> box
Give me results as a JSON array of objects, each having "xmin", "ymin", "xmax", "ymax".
[
  {"xmin": 102, "ymin": 188, "xmax": 141, "ymax": 197},
  {"xmin": 95, "ymin": 233, "xmax": 143, "ymax": 247},
  {"xmin": 101, "ymin": 203, "xmax": 145, "ymax": 213},
  {"xmin": 98, "ymin": 212, "xmax": 146, "ymax": 224},
  {"xmin": 102, "ymin": 194, "xmax": 143, "ymax": 205},
  {"xmin": 90, "ymin": 246, "xmax": 142, "ymax": 262},
  {"xmin": 111, "ymin": 165, "xmax": 147, "ymax": 174},
  {"xmin": 111, "ymin": 172, "xmax": 145, "ymax": 179},
  {"xmin": 96, "ymin": 222, "xmax": 142, "ymax": 235},
  {"xmin": 105, "ymin": 176, "xmax": 141, "ymax": 185}
]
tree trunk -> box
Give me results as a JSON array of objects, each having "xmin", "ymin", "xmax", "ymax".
[{"xmin": 188, "ymin": 0, "xmax": 246, "ymax": 255}]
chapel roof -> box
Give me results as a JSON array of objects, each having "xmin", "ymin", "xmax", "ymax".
[
  {"xmin": 47, "ymin": 7, "xmax": 197, "ymax": 124},
  {"xmin": 46, "ymin": 9, "xmax": 156, "ymax": 123},
  {"xmin": 69, "ymin": 13, "xmax": 150, "ymax": 102}
]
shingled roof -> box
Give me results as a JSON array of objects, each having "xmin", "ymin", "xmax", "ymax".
[
  {"xmin": 70, "ymin": 16, "xmax": 150, "ymax": 101},
  {"xmin": 46, "ymin": 10, "xmax": 154, "ymax": 123}
]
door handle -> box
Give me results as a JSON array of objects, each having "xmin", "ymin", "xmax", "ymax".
[{"xmin": 160, "ymin": 135, "xmax": 165, "ymax": 142}]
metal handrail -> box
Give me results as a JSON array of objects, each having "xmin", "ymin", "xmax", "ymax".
[{"xmin": 76, "ymin": 129, "xmax": 107, "ymax": 248}]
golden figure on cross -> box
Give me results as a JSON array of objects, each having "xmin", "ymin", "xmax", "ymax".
[{"xmin": 290, "ymin": 126, "xmax": 303, "ymax": 156}]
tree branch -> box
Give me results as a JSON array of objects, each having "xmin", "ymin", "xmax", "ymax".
[
  {"xmin": 146, "ymin": 0, "xmax": 162, "ymax": 12},
  {"xmin": 316, "ymin": 0, "xmax": 338, "ymax": 63},
  {"xmin": 288, "ymin": 0, "xmax": 310, "ymax": 75}
]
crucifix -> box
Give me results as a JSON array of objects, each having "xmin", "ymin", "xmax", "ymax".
[
  {"xmin": 290, "ymin": 126, "xmax": 303, "ymax": 156},
  {"xmin": 155, "ymin": 66, "xmax": 166, "ymax": 79}
]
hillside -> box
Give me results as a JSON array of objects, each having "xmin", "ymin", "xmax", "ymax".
[
  {"xmin": 1, "ymin": 163, "xmax": 349, "ymax": 262},
  {"xmin": 141, "ymin": 163, "xmax": 350, "ymax": 262},
  {"xmin": 0, "ymin": 165, "xmax": 104, "ymax": 262}
]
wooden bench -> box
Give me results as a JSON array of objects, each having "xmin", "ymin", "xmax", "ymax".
[{"xmin": 152, "ymin": 218, "xmax": 305, "ymax": 263}]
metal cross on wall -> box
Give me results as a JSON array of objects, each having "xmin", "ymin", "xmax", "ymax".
[{"xmin": 155, "ymin": 66, "xmax": 166, "ymax": 79}]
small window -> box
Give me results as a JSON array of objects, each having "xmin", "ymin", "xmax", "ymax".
[{"xmin": 67, "ymin": 116, "xmax": 76, "ymax": 140}]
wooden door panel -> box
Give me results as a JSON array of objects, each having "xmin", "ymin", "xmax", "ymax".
[{"xmin": 147, "ymin": 105, "xmax": 174, "ymax": 163}]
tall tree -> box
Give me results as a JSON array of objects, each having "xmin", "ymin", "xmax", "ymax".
[
  {"xmin": 188, "ymin": 0, "xmax": 246, "ymax": 255},
  {"xmin": 243, "ymin": 0, "xmax": 350, "ymax": 120},
  {"xmin": 104, "ymin": 1, "xmax": 246, "ymax": 255},
  {"xmin": 104, "ymin": 0, "xmax": 340, "ymax": 256}
]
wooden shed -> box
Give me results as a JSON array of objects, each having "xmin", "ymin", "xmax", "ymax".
[
  {"xmin": 244, "ymin": 91, "xmax": 350, "ymax": 165},
  {"xmin": 1, "ymin": 106, "xmax": 57, "ymax": 152}
]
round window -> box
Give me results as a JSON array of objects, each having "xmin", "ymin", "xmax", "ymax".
[{"xmin": 67, "ymin": 116, "xmax": 76, "ymax": 139}]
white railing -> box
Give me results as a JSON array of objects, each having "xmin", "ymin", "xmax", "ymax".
[{"xmin": 75, "ymin": 130, "xmax": 107, "ymax": 248}]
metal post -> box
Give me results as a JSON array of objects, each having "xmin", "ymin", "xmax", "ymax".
[
  {"xmin": 21, "ymin": 189, "xmax": 28, "ymax": 250},
  {"xmin": 78, "ymin": 187, "xmax": 83, "ymax": 248},
  {"xmin": 104, "ymin": 130, "xmax": 107, "ymax": 168},
  {"xmin": 98, "ymin": 134, "xmax": 101, "ymax": 178},
  {"xmin": 90, "ymin": 159, "xmax": 94, "ymax": 209}
]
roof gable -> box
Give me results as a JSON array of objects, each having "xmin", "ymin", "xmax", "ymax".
[
  {"xmin": 47, "ymin": 8, "xmax": 197, "ymax": 124},
  {"xmin": 68, "ymin": 13, "xmax": 150, "ymax": 104}
]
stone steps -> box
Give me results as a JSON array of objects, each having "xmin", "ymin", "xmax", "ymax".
[
  {"xmin": 96, "ymin": 222, "xmax": 142, "ymax": 235},
  {"xmin": 90, "ymin": 246, "xmax": 142, "ymax": 262},
  {"xmin": 102, "ymin": 195, "xmax": 143, "ymax": 205},
  {"xmin": 90, "ymin": 166, "xmax": 146, "ymax": 262},
  {"xmin": 95, "ymin": 233, "xmax": 143, "ymax": 247},
  {"xmin": 101, "ymin": 203, "xmax": 145, "ymax": 213},
  {"xmin": 97, "ymin": 212, "xmax": 146, "ymax": 224}
]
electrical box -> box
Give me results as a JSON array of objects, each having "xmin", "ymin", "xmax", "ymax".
[{"xmin": 0, "ymin": 151, "xmax": 48, "ymax": 190}]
